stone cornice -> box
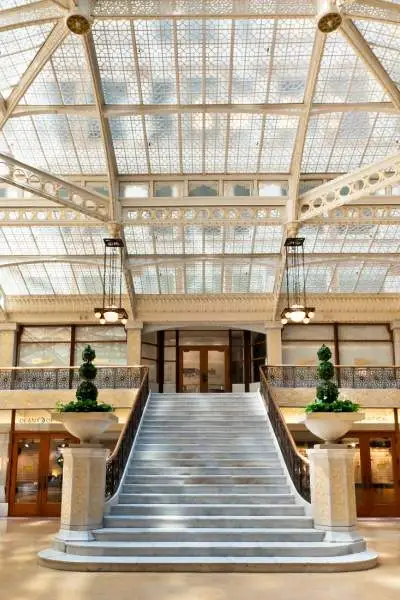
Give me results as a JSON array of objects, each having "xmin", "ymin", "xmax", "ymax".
[{"xmin": 2, "ymin": 293, "xmax": 400, "ymax": 324}]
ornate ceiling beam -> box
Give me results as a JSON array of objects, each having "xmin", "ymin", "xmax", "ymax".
[
  {"xmin": 0, "ymin": 1, "xmax": 65, "ymax": 32},
  {"xmin": 340, "ymin": 19, "xmax": 400, "ymax": 112},
  {"xmin": 0, "ymin": 20, "xmax": 70, "ymax": 131},
  {"xmin": 10, "ymin": 102, "xmax": 398, "ymax": 119},
  {"xmin": 83, "ymin": 31, "xmax": 119, "ymax": 221},
  {"xmin": 273, "ymin": 29, "xmax": 325, "ymax": 321},
  {"xmin": 0, "ymin": 152, "xmax": 110, "ymax": 221},
  {"xmin": 299, "ymin": 151, "xmax": 400, "ymax": 221}
]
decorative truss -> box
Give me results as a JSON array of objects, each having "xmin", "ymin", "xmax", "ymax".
[
  {"xmin": 0, "ymin": 152, "xmax": 110, "ymax": 221},
  {"xmin": 299, "ymin": 152, "xmax": 400, "ymax": 221}
]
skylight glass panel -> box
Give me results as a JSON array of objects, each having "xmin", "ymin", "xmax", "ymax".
[
  {"xmin": 268, "ymin": 19, "xmax": 314, "ymax": 103},
  {"xmin": 249, "ymin": 264, "xmax": 275, "ymax": 293},
  {"xmin": 31, "ymin": 226, "xmax": 67, "ymax": 254},
  {"xmin": 182, "ymin": 113, "xmax": 203, "ymax": 173},
  {"xmin": 154, "ymin": 226, "xmax": 183, "ymax": 254},
  {"xmin": 44, "ymin": 263, "xmax": 79, "ymax": 294},
  {"xmin": 227, "ymin": 114, "xmax": 263, "ymax": 172},
  {"xmin": 0, "ymin": 226, "xmax": 38, "ymax": 254},
  {"xmin": 305, "ymin": 265, "xmax": 333, "ymax": 293},
  {"xmin": 231, "ymin": 19, "xmax": 274, "ymax": 103},
  {"xmin": 145, "ymin": 114, "xmax": 180, "ymax": 173},
  {"xmin": 329, "ymin": 263, "xmax": 360, "ymax": 293},
  {"xmin": 92, "ymin": 20, "xmax": 140, "ymax": 103},
  {"xmin": 302, "ymin": 112, "xmax": 376, "ymax": 173},
  {"xmin": 73, "ymin": 264, "xmax": 104, "ymax": 294},
  {"xmin": 19, "ymin": 263, "xmax": 53, "ymax": 294},
  {"xmin": 0, "ymin": 265, "xmax": 28, "ymax": 295},
  {"xmin": 204, "ymin": 20, "xmax": 232, "ymax": 103},
  {"xmin": 225, "ymin": 225, "xmax": 254, "ymax": 254},
  {"xmin": 259, "ymin": 116, "xmax": 299, "ymax": 172},
  {"xmin": 159, "ymin": 265, "xmax": 180, "ymax": 293},
  {"xmin": 253, "ymin": 225, "xmax": 283, "ymax": 252},
  {"xmin": 371, "ymin": 225, "xmax": 400, "ymax": 253},
  {"xmin": 204, "ymin": 225, "xmax": 223, "ymax": 254},
  {"xmin": 204, "ymin": 262, "xmax": 222, "ymax": 293},
  {"xmin": 0, "ymin": 0, "xmax": 38, "ymax": 8},
  {"xmin": 341, "ymin": 225, "xmax": 376, "ymax": 253},
  {"xmin": 124, "ymin": 225, "xmax": 154, "ymax": 254},
  {"xmin": 59, "ymin": 227, "xmax": 107, "ymax": 255},
  {"xmin": 22, "ymin": 34, "xmax": 94, "ymax": 105},
  {"xmin": 186, "ymin": 262, "xmax": 204, "ymax": 293},
  {"xmin": 3, "ymin": 115, "xmax": 107, "ymax": 175},
  {"xmin": 362, "ymin": 114, "xmax": 400, "ymax": 165},
  {"xmin": 205, "ymin": 114, "xmax": 228, "ymax": 172},
  {"xmin": 314, "ymin": 30, "xmax": 388, "ymax": 103},
  {"xmin": 184, "ymin": 225, "xmax": 203, "ymax": 253},
  {"xmin": 225, "ymin": 264, "xmax": 250, "ymax": 293},
  {"xmin": 110, "ymin": 117, "xmax": 148, "ymax": 174},
  {"xmin": 132, "ymin": 266, "xmax": 159, "ymax": 293},
  {"xmin": 0, "ymin": 22, "xmax": 54, "ymax": 98},
  {"xmin": 134, "ymin": 20, "xmax": 176, "ymax": 104},
  {"xmin": 176, "ymin": 20, "xmax": 203, "ymax": 104},
  {"xmin": 355, "ymin": 20, "xmax": 400, "ymax": 87},
  {"xmin": 355, "ymin": 264, "xmax": 388, "ymax": 293},
  {"xmin": 382, "ymin": 266, "xmax": 400, "ymax": 293}
]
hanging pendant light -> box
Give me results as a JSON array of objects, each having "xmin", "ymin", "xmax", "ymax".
[
  {"xmin": 281, "ymin": 237, "xmax": 315, "ymax": 326},
  {"xmin": 94, "ymin": 238, "xmax": 128, "ymax": 325}
]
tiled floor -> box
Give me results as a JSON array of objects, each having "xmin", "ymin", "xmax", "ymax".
[{"xmin": 0, "ymin": 518, "xmax": 399, "ymax": 600}]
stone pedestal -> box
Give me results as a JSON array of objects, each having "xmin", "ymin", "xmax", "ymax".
[
  {"xmin": 0, "ymin": 432, "xmax": 9, "ymax": 517},
  {"xmin": 308, "ymin": 444, "xmax": 362, "ymax": 543},
  {"xmin": 55, "ymin": 444, "xmax": 108, "ymax": 543}
]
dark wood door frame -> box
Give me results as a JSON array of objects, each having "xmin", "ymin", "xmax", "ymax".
[{"xmin": 179, "ymin": 345, "xmax": 230, "ymax": 393}]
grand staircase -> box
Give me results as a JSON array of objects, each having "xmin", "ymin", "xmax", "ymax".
[{"xmin": 41, "ymin": 392, "xmax": 377, "ymax": 571}]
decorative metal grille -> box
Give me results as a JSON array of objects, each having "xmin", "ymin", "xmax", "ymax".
[
  {"xmin": 259, "ymin": 370, "xmax": 310, "ymax": 502},
  {"xmin": 105, "ymin": 368, "xmax": 149, "ymax": 498},
  {"xmin": 262, "ymin": 365, "xmax": 400, "ymax": 389}
]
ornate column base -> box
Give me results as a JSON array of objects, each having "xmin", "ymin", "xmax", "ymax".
[
  {"xmin": 53, "ymin": 444, "xmax": 108, "ymax": 545},
  {"xmin": 308, "ymin": 444, "xmax": 364, "ymax": 544}
]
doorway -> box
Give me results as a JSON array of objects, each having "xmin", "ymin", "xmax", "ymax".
[
  {"xmin": 9, "ymin": 432, "xmax": 76, "ymax": 517},
  {"xmin": 351, "ymin": 432, "xmax": 400, "ymax": 517},
  {"xmin": 179, "ymin": 346, "xmax": 230, "ymax": 393}
]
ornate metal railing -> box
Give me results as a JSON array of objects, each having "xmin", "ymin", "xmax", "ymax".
[
  {"xmin": 0, "ymin": 366, "xmax": 143, "ymax": 390},
  {"xmin": 263, "ymin": 365, "xmax": 400, "ymax": 389},
  {"xmin": 259, "ymin": 369, "xmax": 310, "ymax": 502},
  {"xmin": 105, "ymin": 367, "xmax": 149, "ymax": 499}
]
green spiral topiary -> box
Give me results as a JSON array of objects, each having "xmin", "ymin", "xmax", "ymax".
[
  {"xmin": 305, "ymin": 344, "xmax": 359, "ymax": 413},
  {"xmin": 56, "ymin": 345, "xmax": 113, "ymax": 413}
]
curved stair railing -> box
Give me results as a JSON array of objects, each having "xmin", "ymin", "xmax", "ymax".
[
  {"xmin": 105, "ymin": 367, "xmax": 149, "ymax": 499},
  {"xmin": 260, "ymin": 367, "xmax": 310, "ymax": 502}
]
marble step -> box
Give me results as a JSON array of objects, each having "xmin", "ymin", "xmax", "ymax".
[
  {"xmin": 132, "ymin": 451, "xmax": 277, "ymax": 460},
  {"xmin": 125, "ymin": 467, "xmax": 284, "ymax": 477},
  {"xmin": 122, "ymin": 483, "xmax": 290, "ymax": 494},
  {"xmin": 129, "ymin": 460, "xmax": 279, "ymax": 468},
  {"xmin": 110, "ymin": 504, "xmax": 305, "ymax": 517},
  {"xmin": 118, "ymin": 493, "xmax": 295, "ymax": 505},
  {"xmin": 62, "ymin": 541, "xmax": 363, "ymax": 559},
  {"xmin": 94, "ymin": 527, "xmax": 324, "ymax": 543},
  {"xmin": 103, "ymin": 515, "xmax": 314, "ymax": 529},
  {"xmin": 134, "ymin": 443, "xmax": 275, "ymax": 451}
]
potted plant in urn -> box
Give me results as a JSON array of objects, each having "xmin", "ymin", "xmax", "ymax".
[
  {"xmin": 304, "ymin": 344, "xmax": 364, "ymax": 443},
  {"xmin": 53, "ymin": 345, "xmax": 117, "ymax": 443}
]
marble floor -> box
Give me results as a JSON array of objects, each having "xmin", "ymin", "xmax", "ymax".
[{"xmin": 0, "ymin": 518, "xmax": 399, "ymax": 600}]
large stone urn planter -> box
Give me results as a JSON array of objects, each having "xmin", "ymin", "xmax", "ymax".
[
  {"xmin": 304, "ymin": 412, "xmax": 365, "ymax": 443},
  {"xmin": 52, "ymin": 412, "xmax": 118, "ymax": 443}
]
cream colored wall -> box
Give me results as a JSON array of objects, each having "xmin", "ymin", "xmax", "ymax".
[{"xmin": 0, "ymin": 325, "xmax": 17, "ymax": 367}]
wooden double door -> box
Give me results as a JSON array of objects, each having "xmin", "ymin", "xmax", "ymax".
[
  {"xmin": 352, "ymin": 432, "xmax": 400, "ymax": 517},
  {"xmin": 179, "ymin": 345, "xmax": 230, "ymax": 393},
  {"xmin": 9, "ymin": 431, "xmax": 76, "ymax": 517}
]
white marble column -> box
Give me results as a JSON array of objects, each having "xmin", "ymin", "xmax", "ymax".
[
  {"xmin": 54, "ymin": 444, "xmax": 109, "ymax": 543},
  {"xmin": 265, "ymin": 322, "xmax": 283, "ymax": 365},
  {"xmin": 0, "ymin": 432, "xmax": 9, "ymax": 517},
  {"xmin": 125, "ymin": 320, "xmax": 143, "ymax": 365},
  {"xmin": 391, "ymin": 321, "xmax": 400, "ymax": 365},
  {"xmin": 308, "ymin": 444, "xmax": 362, "ymax": 542}
]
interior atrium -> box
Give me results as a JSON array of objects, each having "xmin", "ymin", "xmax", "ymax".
[{"xmin": 0, "ymin": 0, "xmax": 400, "ymax": 596}]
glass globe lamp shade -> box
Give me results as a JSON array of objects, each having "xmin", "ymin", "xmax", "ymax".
[
  {"xmin": 99, "ymin": 318, "xmax": 105, "ymax": 325},
  {"xmin": 121, "ymin": 317, "xmax": 128, "ymax": 325},
  {"xmin": 284, "ymin": 310, "xmax": 291, "ymax": 319},
  {"xmin": 103, "ymin": 309, "xmax": 119, "ymax": 323},
  {"xmin": 303, "ymin": 317, "xmax": 310, "ymax": 324},
  {"xmin": 290, "ymin": 309, "xmax": 306, "ymax": 323},
  {"xmin": 308, "ymin": 310, "xmax": 315, "ymax": 319},
  {"xmin": 94, "ymin": 310, "xmax": 102, "ymax": 319},
  {"xmin": 281, "ymin": 317, "xmax": 288, "ymax": 325}
]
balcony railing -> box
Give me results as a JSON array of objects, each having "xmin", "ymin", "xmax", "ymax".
[
  {"xmin": 0, "ymin": 366, "xmax": 144, "ymax": 390},
  {"xmin": 262, "ymin": 365, "xmax": 400, "ymax": 389}
]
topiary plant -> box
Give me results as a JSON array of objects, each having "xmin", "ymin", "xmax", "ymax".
[
  {"xmin": 56, "ymin": 345, "xmax": 113, "ymax": 413},
  {"xmin": 305, "ymin": 344, "xmax": 359, "ymax": 413}
]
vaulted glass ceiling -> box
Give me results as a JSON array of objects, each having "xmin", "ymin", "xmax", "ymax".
[{"xmin": 0, "ymin": 0, "xmax": 399, "ymax": 302}]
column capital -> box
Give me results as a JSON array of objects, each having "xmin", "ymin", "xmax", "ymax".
[
  {"xmin": 125, "ymin": 320, "xmax": 143, "ymax": 330},
  {"xmin": 0, "ymin": 322, "xmax": 18, "ymax": 332},
  {"xmin": 390, "ymin": 321, "xmax": 400, "ymax": 331},
  {"xmin": 264, "ymin": 321, "xmax": 283, "ymax": 330}
]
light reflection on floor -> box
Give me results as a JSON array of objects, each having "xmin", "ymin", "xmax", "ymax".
[{"xmin": 1, "ymin": 518, "xmax": 400, "ymax": 600}]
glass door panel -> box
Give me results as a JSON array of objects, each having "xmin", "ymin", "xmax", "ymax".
[
  {"xmin": 181, "ymin": 350, "xmax": 201, "ymax": 393},
  {"xmin": 207, "ymin": 349, "xmax": 226, "ymax": 392},
  {"xmin": 368, "ymin": 436, "xmax": 398, "ymax": 515},
  {"xmin": 44, "ymin": 436, "xmax": 74, "ymax": 516},
  {"xmin": 12, "ymin": 437, "xmax": 41, "ymax": 515}
]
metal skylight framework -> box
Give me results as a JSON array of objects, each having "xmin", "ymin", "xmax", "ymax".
[{"xmin": 0, "ymin": 0, "xmax": 400, "ymax": 310}]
